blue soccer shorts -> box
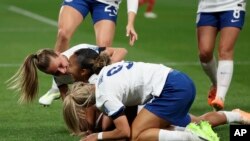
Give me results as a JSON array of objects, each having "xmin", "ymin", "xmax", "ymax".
[
  {"xmin": 196, "ymin": 10, "xmax": 245, "ymax": 30},
  {"xmin": 144, "ymin": 70, "xmax": 196, "ymax": 127},
  {"xmin": 62, "ymin": 0, "xmax": 118, "ymax": 24}
]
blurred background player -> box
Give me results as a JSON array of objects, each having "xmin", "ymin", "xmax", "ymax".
[
  {"xmin": 196, "ymin": 0, "xmax": 246, "ymax": 110},
  {"xmin": 139, "ymin": 0, "xmax": 157, "ymax": 18},
  {"xmin": 40, "ymin": 0, "xmax": 139, "ymax": 105}
]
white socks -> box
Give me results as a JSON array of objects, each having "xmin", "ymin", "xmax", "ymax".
[
  {"xmin": 158, "ymin": 129, "xmax": 200, "ymax": 141},
  {"xmin": 51, "ymin": 78, "xmax": 59, "ymax": 91},
  {"xmin": 201, "ymin": 56, "xmax": 217, "ymax": 85},
  {"xmin": 202, "ymin": 58, "xmax": 233, "ymax": 101},
  {"xmin": 216, "ymin": 60, "xmax": 233, "ymax": 101},
  {"xmin": 220, "ymin": 111, "xmax": 241, "ymax": 124}
]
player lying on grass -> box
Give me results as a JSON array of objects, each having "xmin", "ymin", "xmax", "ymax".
[
  {"xmin": 7, "ymin": 43, "xmax": 127, "ymax": 104},
  {"xmin": 62, "ymin": 48, "xmax": 250, "ymax": 140}
]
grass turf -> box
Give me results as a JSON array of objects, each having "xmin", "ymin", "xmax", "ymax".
[{"xmin": 0, "ymin": 0, "xmax": 249, "ymax": 140}]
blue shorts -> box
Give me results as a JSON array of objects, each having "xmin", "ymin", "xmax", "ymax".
[
  {"xmin": 62, "ymin": 0, "xmax": 118, "ymax": 24},
  {"xmin": 196, "ymin": 10, "xmax": 245, "ymax": 30},
  {"xmin": 144, "ymin": 70, "xmax": 196, "ymax": 127}
]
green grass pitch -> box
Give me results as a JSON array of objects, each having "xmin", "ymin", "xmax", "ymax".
[{"xmin": 0, "ymin": 0, "xmax": 249, "ymax": 140}]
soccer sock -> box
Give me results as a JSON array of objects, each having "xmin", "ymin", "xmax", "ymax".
[
  {"xmin": 51, "ymin": 78, "xmax": 59, "ymax": 91},
  {"xmin": 146, "ymin": 0, "xmax": 155, "ymax": 12},
  {"xmin": 158, "ymin": 129, "xmax": 199, "ymax": 141},
  {"xmin": 201, "ymin": 56, "xmax": 217, "ymax": 86},
  {"xmin": 220, "ymin": 111, "xmax": 241, "ymax": 123},
  {"xmin": 173, "ymin": 126, "xmax": 185, "ymax": 131},
  {"xmin": 216, "ymin": 60, "xmax": 233, "ymax": 101}
]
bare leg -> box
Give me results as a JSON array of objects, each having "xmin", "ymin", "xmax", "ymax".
[
  {"xmin": 55, "ymin": 6, "xmax": 83, "ymax": 52},
  {"xmin": 94, "ymin": 20, "xmax": 115, "ymax": 47}
]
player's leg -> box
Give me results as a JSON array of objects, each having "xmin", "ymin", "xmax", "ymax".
[
  {"xmin": 39, "ymin": 79, "xmax": 60, "ymax": 106},
  {"xmin": 190, "ymin": 109, "xmax": 250, "ymax": 127},
  {"xmin": 92, "ymin": 2, "xmax": 117, "ymax": 47},
  {"xmin": 144, "ymin": 0, "xmax": 157, "ymax": 18},
  {"xmin": 196, "ymin": 12, "xmax": 219, "ymax": 107},
  {"xmin": 55, "ymin": 0, "xmax": 87, "ymax": 52},
  {"xmin": 131, "ymin": 108, "xmax": 199, "ymax": 141},
  {"xmin": 211, "ymin": 10, "xmax": 245, "ymax": 110}
]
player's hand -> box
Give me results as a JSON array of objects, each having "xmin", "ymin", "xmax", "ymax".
[{"xmin": 126, "ymin": 25, "xmax": 138, "ymax": 46}]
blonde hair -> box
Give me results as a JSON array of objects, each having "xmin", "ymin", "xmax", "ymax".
[
  {"xmin": 6, "ymin": 49, "xmax": 57, "ymax": 103},
  {"xmin": 63, "ymin": 82, "xmax": 95, "ymax": 136}
]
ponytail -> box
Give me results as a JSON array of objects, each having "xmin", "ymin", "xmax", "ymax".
[
  {"xmin": 6, "ymin": 49, "xmax": 57, "ymax": 103},
  {"xmin": 6, "ymin": 54, "xmax": 39, "ymax": 103},
  {"xmin": 92, "ymin": 52, "xmax": 111, "ymax": 74}
]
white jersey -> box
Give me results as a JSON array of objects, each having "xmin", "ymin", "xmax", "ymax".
[
  {"xmin": 54, "ymin": 44, "xmax": 100, "ymax": 86},
  {"xmin": 61, "ymin": 44, "xmax": 99, "ymax": 59},
  {"xmin": 197, "ymin": 0, "xmax": 246, "ymax": 13},
  {"xmin": 95, "ymin": 61, "xmax": 172, "ymax": 117}
]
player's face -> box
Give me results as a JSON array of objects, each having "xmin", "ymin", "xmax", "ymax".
[
  {"xmin": 67, "ymin": 54, "xmax": 84, "ymax": 81},
  {"xmin": 46, "ymin": 55, "xmax": 69, "ymax": 76}
]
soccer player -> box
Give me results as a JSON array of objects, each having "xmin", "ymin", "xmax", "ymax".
[
  {"xmin": 42, "ymin": 0, "xmax": 138, "ymax": 105},
  {"xmin": 139, "ymin": 0, "xmax": 157, "ymax": 18},
  {"xmin": 196, "ymin": 0, "xmax": 246, "ymax": 110},
  {"xmin": 63, "ymin": 48, "xmax": 250, "ymax": 140},
  {"xmin": 55, "ymin": 0, "xmax": 139, "ymax": 53},
  {"xmin": 7, "ymin": 44, "xmax": 127, "ymax": 104}
]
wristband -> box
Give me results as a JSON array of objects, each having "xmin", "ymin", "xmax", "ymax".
[{"xmin": 97, "ymin": 132, "xmax": 103, "ymax": 140}]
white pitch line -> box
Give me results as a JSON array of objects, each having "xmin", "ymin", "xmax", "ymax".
[
  {"xmin": 0, "ymin": 64, "xmax": 20, "ymax": 67},
  {"xmin": 8, "ymin": 5, "xmax": 57, "ymax": 27}
]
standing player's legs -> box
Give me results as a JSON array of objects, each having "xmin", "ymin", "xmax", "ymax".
[
  {"xmin": 211, "ymin": 10, "xmax": 245, "ymax": 111},
  {"xmin": 197, "ymin": 26, "xmax": 218, "ymax": 106},
  {"xmin": 211, "ymin": 27, "xmax": 240, "ymax": 110},
  {"xmin": 54, "ymin": 4, "xmax": 84, "ymax": 52},
  {"xmin": 94, "ymin": 20, "xmax": 115, "ymax": 47},
  {"xmin": 197, "ymin": 12, "xmax": 219, "ymax": 107},
  {"xmin": 92, "ymin": 2, "xmax": 117, "ymax": 47}
]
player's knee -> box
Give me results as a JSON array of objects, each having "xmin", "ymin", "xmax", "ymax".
[
  {"xmin": 199, "ymin": 51, "xmax": 213, "ymax": 62},
  {"xmin": 57, "ymin": 28, "xmax": 71, "ymax": 42},
  {"xmin": 97, "ymin": 39, "xmax": 113, "ymax": 47}
]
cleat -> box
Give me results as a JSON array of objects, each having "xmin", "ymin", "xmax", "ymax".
[
  {"xmin": 208, "ymin": 86, "xmax": 216, "ymax": 106},
  {"xmin": 144, "ymin": 12, "xmax": 157, "ymax": 18},
  {"xmin": 186, "ymin": 122, "xmax": 214, "ymax": 141},
  {"xmin": 211, "ymin": 97, "xmax": 224, "ymax": 111},
  {"xmin": 232, "ymin": 109, "xmax": 250, "ymax": 124},
  {"xmin": 39, "ymin": 88, "xmax": 60, "ymax": 106},
  {"xmin": 199, "ymin": 121, "xmax": 220, "ymax": 141}
]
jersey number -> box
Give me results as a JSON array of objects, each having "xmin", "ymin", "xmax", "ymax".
[{"xmin": 107, "ymin": 62, "xmax": 133, "ymax": 76}]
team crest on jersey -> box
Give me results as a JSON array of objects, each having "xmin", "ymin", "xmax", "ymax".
[{"xmin": 65, "ymin": 0, "xmax": 73, "ymax": 2}]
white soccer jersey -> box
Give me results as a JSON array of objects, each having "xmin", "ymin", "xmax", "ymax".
[
  {"xmin": 61, "ymin": 44, "xmax": 99, "ymax": 59},
  {"xmin": 54, "ymin": 44, "xmax": 100, "ymax": 86},
  {"xmin": 95, "ymin": 61, "xmax": 172, "ymax": 117},
  {"xmin": 197, "ymin": 0, "xmax": 246, "ymax": 13}
]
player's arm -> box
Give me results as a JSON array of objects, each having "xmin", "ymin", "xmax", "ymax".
[
  {"xmin": 126, "ymin": 0, "xmax": 138, "ymax": 46},
  {"xmin": 82, "ymin": 114, "xmax": 130, "ymax": 141},
  {"xmin": 102, "ymin": 47, "xmax": 128, "ymax": 63}
]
